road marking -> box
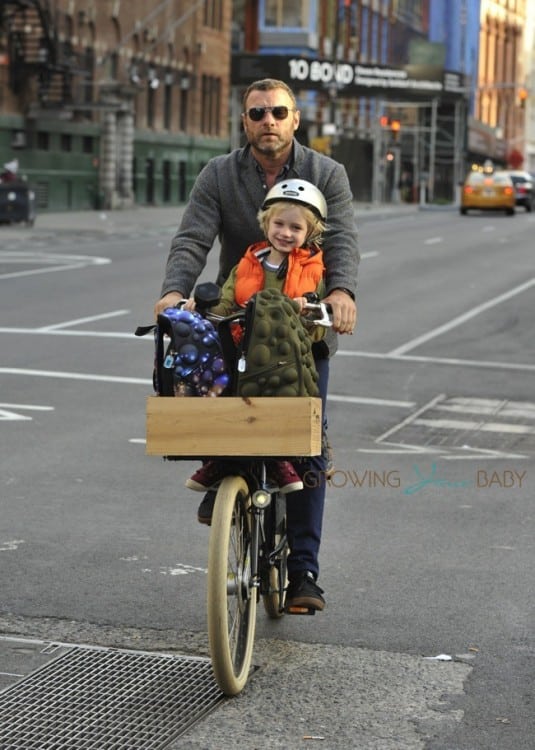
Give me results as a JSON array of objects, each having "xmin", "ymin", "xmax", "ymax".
[
  {"xmin": 337, "ymin": 350, "xmax": 535, "ymax": 372},
  {"xmin": 40, "ymin": 310, "xmax": 130, "ymax": 331},
  {"xmin": 358, "ymin": 446, "xmax": 528, "ymax": 459},
  {"xmin": 0, "ymin": 327, "xmax": 134, "ymax": 339},
  {"xmin": 0, "ymin": 252, "xmax": 110, "ymax": 280},
  {"xmin": 388, "ymin": 277, "xmax": 535, "ymax": 356},
  {"xmin": 0, "ymin": 368, "xmax": 151, "ymax": 385},
  {"xmin": 375, "ymin": 394, "xmax": 445, "ymax": 442},
  {"xmin": 370, "ymin": 394, "xmax": 535, "ymax": 459},
  {"xmin": 159, "ymin": 564, "xmax": 207, "ymax": 576},
  {"xmin": 424, "ymin": 236, "xmax": 443, "ymax": 244},
  {"xmin": 413, "ymin": 417, "xmax": 535, "ymax": 435},
  {"xmin": 435, "ymin": 397, "xmax": 535, "ymax": 419},
  {"xmin": 360, "ymin": 251, "xmax": 379, "ymax": 259},
  {"xmin": 328, "ymin": 394, "xmax": 415, "ymax": 408},
  {"xmin": 0, "ymin": 540, "xmax": 25, "ymax": 552},
  {"xmin": 0, "ymin": 403, "xmax": 54, "ymax": 421},
  {"xmin": 0, "ymin": 403, "xmax": 54, "ymax": 411}
]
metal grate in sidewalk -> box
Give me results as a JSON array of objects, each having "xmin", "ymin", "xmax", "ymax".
[{"xmin": 0, "ymin": 644, "xmax": 223, "ymax": 749}]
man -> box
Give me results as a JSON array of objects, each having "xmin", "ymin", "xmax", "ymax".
[{"xmin": 154, "ymin": 78, "xmax": 359, "ymax": 612}]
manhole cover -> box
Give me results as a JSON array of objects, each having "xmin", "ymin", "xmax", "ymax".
[
  {"xmin": 0, "ymin": 644, "xmax": 223, "ymax": 749},
  {"xmin": 376, "ymin": 395, "xmax": 535, "ymax": 457}
]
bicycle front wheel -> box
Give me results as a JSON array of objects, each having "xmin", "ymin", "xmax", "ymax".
[{"xmin": 207, "ymin": 475, "xmax": 256, "ymax": 695}]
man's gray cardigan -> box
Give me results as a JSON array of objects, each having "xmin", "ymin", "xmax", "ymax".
[{"xmin": 161, "ymin": 140, "xmax": 360, "ymax": 357}]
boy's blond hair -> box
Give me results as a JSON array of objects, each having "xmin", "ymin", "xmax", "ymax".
[{"xmin": 257, "ymin": 201, "xmax": 326, "ymax": 247}]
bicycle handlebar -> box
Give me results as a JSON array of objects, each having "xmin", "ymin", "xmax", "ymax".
[{"xmin": 177, "ymin": 291, "xmax": 333, "ymax": 328}]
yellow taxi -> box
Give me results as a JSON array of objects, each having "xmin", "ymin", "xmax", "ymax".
[{"xmin": 460, "ymin": 169, "xmax": 516, "ymax": 215}]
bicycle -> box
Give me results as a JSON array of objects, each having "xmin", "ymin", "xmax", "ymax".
[
  {"xmin": 141, "ymin": 284, "xmax": 332, "ymax": 695},
  {"xmin": 199, "ymin": 291, "xmax": 332, "ymax": 694}
]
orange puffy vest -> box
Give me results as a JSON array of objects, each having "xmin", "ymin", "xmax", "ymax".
[{"xmin": 234, "ymin": 241, "xmax": 324, "ymax": 307}]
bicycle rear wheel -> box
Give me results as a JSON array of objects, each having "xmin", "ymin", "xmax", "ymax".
[{"xmin": 207, "ymin": 475, "xmax": 256, "ymax": 695}]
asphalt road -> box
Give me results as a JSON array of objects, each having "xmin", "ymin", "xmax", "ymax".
[{"xmin": 0, "ymin": 204, "xmax": 533, "ymax": 749}]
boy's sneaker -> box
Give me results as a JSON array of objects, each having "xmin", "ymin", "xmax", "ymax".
[
  {"xmin": 186, "ymin": 461, "xmax": 227, "ymax": 492},
  {"xmin": 197, "ymin": 491, "xmax": 216, "ymax": 525},
  {"xmin": 268, "ymin": 461, "xmax": 303, "ymax": 494},
  {"xmin": 285, "ymin": 571, "xmax": 325, "ymax": 613}
]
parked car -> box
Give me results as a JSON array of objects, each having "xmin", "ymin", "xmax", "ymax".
[
  {"xmin": 504, "ymin": 170, "xmax": 534, "ymax": 212},
  {"xmin": 460, "ymin": 170, "xmax": 515, "ymax": 216},
  {"xmin": 0, "ymin": 181, "xmax": 36, "ymax": 225}
]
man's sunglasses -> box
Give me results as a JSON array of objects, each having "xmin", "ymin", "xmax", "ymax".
[{"xmin": 244, "ymin": 106, "xmax": 295, "ymax": 121}]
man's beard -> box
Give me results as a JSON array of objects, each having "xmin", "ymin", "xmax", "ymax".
[{"xmin": 252, "ymin": 132, "xmax": 291, "ymax": 157}]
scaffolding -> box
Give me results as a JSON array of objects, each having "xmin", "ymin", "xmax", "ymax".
[{"xmin": 372, "ymin": 98, "xmax": 468, "ymax": 206}]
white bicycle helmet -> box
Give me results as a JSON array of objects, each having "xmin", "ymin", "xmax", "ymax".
[{"xmin": 262, "ymin": 179, "xmax": 327, "ymax": 221}]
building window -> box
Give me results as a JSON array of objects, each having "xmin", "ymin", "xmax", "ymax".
[
  {"xmin": 201, "ymin": 75, "xmax": 221, "ymax": 136},
  {"xmin": 179, "ymin": 87, "xmax": 188, "ymax": 131},
  {"xmin": 37, "ymin": 131, "xmax": 50, "ymax": 150},
  {"xmin": 147, "ymin": 82, "xmax": 156, "ymax": 128},
  {"xmin": 82, "ymin": 135, "xmax": 94, "ymax": 154},
  {"xmin": 370, "ymin": 12, "xmax": 379, "ymax": 63},
  {"xmin": 83, "ymin": 46, "xmax": 95, "ymax": 104},
  {"xmin": 164, "ymin": 77, "xmax": 173, "ymax": 130},
  {"xmin": 264, "ymin": 0, "xmax": 307, "ymax": 28},
  {"xmin": 204, "ymin": 0, "xmax": 223, "ymax": 29},
  {"xmin": 178, "ymin": 161, "xmax": 187, "ymax": 201},
  {"xmin": 61, "ymin": 133, "xmax": 72, "ymax": 151},
  {"xmin": 360, "ymin": 8, "xmax": 369, "ymax": 62},
  {"xmin": 163, "ymin": 160, "xmax": 171, "ymax": 202}
]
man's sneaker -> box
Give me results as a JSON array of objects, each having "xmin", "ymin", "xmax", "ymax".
[
  {"xmin": 186, "ymin": 461, "xmax": 227, "ymax": 492},
  {"xmin": 322, "ymin": 430, "xmax": 335, "ymax": 478},
  {"xmin": 197, "ymin": 491, "xmax": 216, "ymax": 526},
  {"xmin": 285, "ymin": 571, "xmax": 325, "ymax": 613},
  {"xmin": 268, "ymin": 461, "xmax": 304, "ymax": 494}
]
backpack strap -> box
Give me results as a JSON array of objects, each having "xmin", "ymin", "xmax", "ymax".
[{"xmin": 133, "ymin": 316, "xmax": 173, "ymax": 396}]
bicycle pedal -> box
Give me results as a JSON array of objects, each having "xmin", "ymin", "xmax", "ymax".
[{"xmin": 285, "ymin": 605, "xmax": 316, "ymax": 616}]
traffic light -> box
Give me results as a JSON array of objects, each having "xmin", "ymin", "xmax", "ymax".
[
  {"xmin": 390, "ymin": 119, "xmax": 401, "ymax": 142},
  {"xmin": 379, "ymin": 116, "xmax": 401, "ymax": 141},
  {"xmin": 518, "ymin": 87, "xmax": 528, "ymax": 109}
]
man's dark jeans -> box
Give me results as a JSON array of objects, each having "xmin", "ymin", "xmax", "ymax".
[{"xmin": 285, "ymin": 356, "xmax": 329, "ymax": 580}]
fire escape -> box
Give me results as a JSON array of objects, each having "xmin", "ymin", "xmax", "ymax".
[{"xmin": 1, "ymin": 0, "xmax": 85, "ymax": 109}]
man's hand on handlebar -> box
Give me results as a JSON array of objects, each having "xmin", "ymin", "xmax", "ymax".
[
  {"xmin": 322, "ymin": 289, "xmax": 357, "ymax": 335},
  {"xmin": 154, "ymin": 291, "xmax": 184, "ymax": 318}
]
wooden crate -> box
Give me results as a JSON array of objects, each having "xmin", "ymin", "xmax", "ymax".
[{"xmin": 145, "ymin": 396, "xmax": 322, "ymax": 457}]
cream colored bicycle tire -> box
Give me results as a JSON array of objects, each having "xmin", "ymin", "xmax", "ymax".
[{"xmin": 207, "ymin": 475, "xmax": 256, "ymax": 695}]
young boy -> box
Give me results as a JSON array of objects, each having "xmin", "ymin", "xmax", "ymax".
[{"xmin": 184, "ymin": 179, "xmax": 327, "ymax": 497}]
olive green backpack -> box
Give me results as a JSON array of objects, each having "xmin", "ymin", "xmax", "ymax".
[{"xmin": 232, "ymin": 288, "xmax": 319, "ymax": 398}]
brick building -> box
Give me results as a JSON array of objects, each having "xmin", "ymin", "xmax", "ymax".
[{"xmin": 0, "ymin": 0, "xmax": 231, "ymax": 211}]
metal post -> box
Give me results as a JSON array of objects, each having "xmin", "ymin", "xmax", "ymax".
[
  {"xmin": 412, "ymin": 128, "xmax": 419, "ymax": 205},
  {"xmin": 428, "ymin": 98, "xmax": 438, "ymax": 203},
  {"xmin": 453, "ymin": 98, "xmax": 467, "ymax": 204},
  {"xmin": 392, "ymin": 145, "xmax": 401, "ymax": 203},
  {"xmin": 372, "ymin": 107, "xmax": 383, "ymax": 204}
]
